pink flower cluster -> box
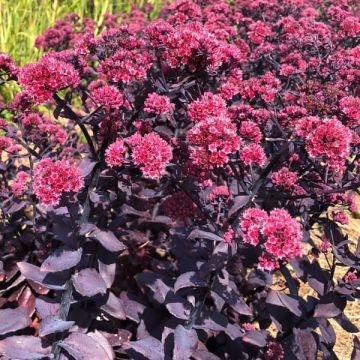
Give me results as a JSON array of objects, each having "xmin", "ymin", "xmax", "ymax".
[
  {"xmin": 18, "ymin": 55, "xmax": 80, "ymax": 103},
  {"xmin": 265, "ymin": 341, "xmax": 284, "ymax": 360},
  {"xmin": 240, "ymin": 208, "xmax": 303, "ymax": 271},
  {"xmin": 159, "ymin": 21, "xmax": 243, "ymax": 74},
  {"xmin": 187, "ymin": 92, "xmax": 227, "ymax": 122},
  {"xmin": 239, "ymin": 72, "xmax": 280, "ymax": 103},
  {"xmin": 248, "ymin": 21, "xmax": 273, "ymax": 45},
  {"xmin": 22, "ymin": 114, "xmax": 67, "ymax": 145},
  {"xmin": 271, "ymin": 167, "xmax": 304, "ymax": 195},
  {"xmin": 0, "ymin": 53, "xmax": 18, "ymax": 78},
  {"xmin": 239, "ymin": 121, "xmax": 262, "ymax": 143},
  {"xmin": 240, "ymin": 143, "xmax": 266, "ymax": 167},
  {"xmin": 0, "ymin": 136, "xmax": 13, "ymax": 156},
  {"xmin": 187, "ymin": 116, "xmax": 240, "ymax": 169},
  {"xmin": 105, "ymin": 139, "xmax": 126, "ymax": 168},
  {"xmin": 331, "ymin": 211, "xmax": 349, "ymax": 225},
  {"xmin": 144, "ymin": 93, "xmax": 174, "ymax": 115},
  {"xmin": 39, "ymin": 120, "xmax": 67, "ymax": 146},
  {"xmin": 339, "ymin": 96, "xmax": 360, "ymax": 127},
  {"xmin": 11, "ymin": 171, "xmax": 30, "ymax": 197},
  {"xmin": 90, "ymin": 84, "xmax": 128, "ymax": 115},
  {"xmin": 126, "ymin": 132, "xmax": 172, "ymax": 179},
  {"xmin": 161, "ymin": 191, "xmax": 197, "ymax": 221},
  {"xmin": 98, "ymin": 49, "xmax": 153, "ymax": 84},
  {"xmin": 208, "ymin": 185, "xmax": 230, "ymax": 202},
  {"xmin": 33, "ymin": 159, "xmax": 84, "ymax": 206},
  {"xmin": 306, "ymin": 118, "xmax": 352, "ymax": 173}
]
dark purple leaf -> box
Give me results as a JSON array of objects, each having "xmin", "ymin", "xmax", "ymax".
[
  {"xmin": 165, "ymin": 292, "xmax": 192, "ymax": 320},
  {"xmin": 7, "ymin": 200, "xmax": 26, "ymax": 214},
  {"xmin": 154, "ymin": 125, "xmax": 174, "ymax": 138},
  {"xmin": 174, "ymin": 271, "xmax": 207, "ymax": 292},
  {"xmin": 120, "ymin": 292, "xmax": 145, "ymax": 323},
  {"xmin": 88, "ymin": 331, "xmax": 115, "ymax": 360},
  {"xmin": 59, "ymin": 332, "xmax": 114, "ymax": 360},
  {"xmin": 188, "ymin": 229, "xmax": 224, "ymax": 242},
  {"xmin": 98, "ymin": 260, "xmax": 116, "ymax": 288},
  {"xmin": 266, "ymin": 290, "xmax": 305, "ymax": 332},
  {"xmin": 267, "ymin": 290, "xmax": 303, "ymax": 317},
  {"xmin": 213, "ymin": 276, "xmax": 252, "ymax": 316},
  {"xmin": 290, "ymin": 257, "xmax": 330, "ymax": 296},
  {"xmin": 101, "ymin": 292, "xmax": 126, "ymax": 320},
  {"xmin": 39, "ymin": 316, "xmax": 74, "ymax": 337},
  {"xmin": 351, "ymin": 337, "xmax": 360, "ymax": 360},
  {"xmin": 73, "ymin": 268, "xmax": 107, "ymax": 297},
  {"xmin": 334, "ymin": 313, "xmax": 359, "ymax": 333},
  {"xmin": 35, "ymin": 297, "xmax": 60, "ymax": 318},
  {"xmin": 17, "ymin": 261, "xmax": 66, "ymax": 290},
  {"xmin": 90, "ymin": 228, "xmax": 126, "ymax": 253},
  {"xmin": 0, "ymin": 308, "xmax": 31, "ymax": 335},
  {"xmin": 242, "ymin": 330, "xmax": 267, "ymax": 347},
  {"xmin": 40, "ymin": 249, "xmax": 82, "ymax": 273},
  {"xmin": 135, "ymin": 272, "xmax": 171, "ymax": 304},
  {"xmin": 124, "ymin": 337, "xmax": 164, "ymax": 360},
  {"xmin": 314, "ymin": 292, "xmax": 346, "ymax": 318},
  {"xmin": 318, "ymin": 318, "xmax": 336, "ymax": 346},
  {"xmin": 193, "ymin": 310, "xmax": 228, "ymax": 333},
  {"xmin": 228, "ymin": 195, "xmax": 251, "ymax": 217},
  {"xmin": 79, "ymin": 222, "xmax": 97, "ymax": 236},
  {"xmin": 78, "ymin": 158, "xmax": 96, "ymax": 178},
  {"xmin": 173, "ymin": 325, "xmax": 198, "ymax": 360},
  {"xmin": 323, "ymin": 220, "xmax": 360, "ymax": 270},
  {"xmin": 0, "ymin": 336, "xmax": 50, "ymax": 359},
  {"xmin": 293, "ymin": 329, "xmax": 317, "ymax": 360}
]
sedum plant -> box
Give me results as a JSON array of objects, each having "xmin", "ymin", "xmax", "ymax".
[{"xmin": 0, "ymin": 1, "xmax": 359, "ymax": 359}]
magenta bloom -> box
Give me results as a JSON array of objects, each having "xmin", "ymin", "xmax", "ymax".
[
  {"xmin": 241, "ymin": 208, "xmax": 303, "ymax": 270},
  {"xmin": 262, "ymin": 209, "xmax": 302, "ymax": 264},
  {"xmin": 11, "ymin": 171, "xmax": 30, "ymax": 197},
  {"xmin": 339, "ymin": 96, "xmax": 360, "ymax": 127},
  {"xmin": 306, "ymin": 118, "xmax": 351, "ymax": 172},
  {"xmin": 240, "ymin": 143, "xmax": 266, "ymax": 167},
  {"xmin": 241, "ymin": 208, "xmax": 268, "ymax": 246},
  {"xmin": 0, "ymin": 52, "xmax": 18, "ymax": 77},
  {"xmin": 91, "ymin": 85, "xmax": 127, "ymax": 114},
  {"xmin": 239, "ymin": 121, "xmax": 262, "ymax": 143},
  {"xmin": 271, "ymin": 167, "xmax": 298, "ymax": 189},
  {"xmin": 187, "ymin": 92, "xmax": 227, "ymax": 122},
  {"xmin": 98, "ymin": 49, "xmax": 153, "ymax": 83},
  {"xmin": 18, "ymin": 55, "xmax": 80, "ymax": 103},
  {"xmin": 33, "ymin": 159, "xmax": 83, "ymax": 206},
  {"xmin": 126, "ymin": 133, "xmax": 172, "ymax": 179},
  {"xmin": 144, "ymin": 93, "xmax": 174, "ymax": 115},
  {"xmin": 208, "ymin": 185, "xmax": 230, "ymax": 202},
  {"xmin": 187, "ymin": 116, "xmax": 240, "ymax": 169},
  {"xmin": 161, "ymin": 191, "xmax": 197, "ymax": 221},
  {"xmin": 105, "ymin": 139, "xmax": 126, "ymax": 168}
]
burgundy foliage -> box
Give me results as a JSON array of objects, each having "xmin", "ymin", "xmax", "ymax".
[{"xmin": 0, "ymin": 0, "xmax": 359, "ymax": 359}]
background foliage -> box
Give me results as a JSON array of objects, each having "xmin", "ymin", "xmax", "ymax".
[{"xmin": 0, "ymin": 0, "xmax": 163, "ymax": 65}]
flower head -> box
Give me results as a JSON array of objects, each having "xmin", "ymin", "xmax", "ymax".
[
  {"xmin": 33, "ymin": 159, "xmax": 83, "ymax": 206},
  {"xmin": 240, "ymin": 143, "xmax": 266, "ymax": 167},
  {"xmin": 126, "ymin": 132, "xmax": 172, "ymax": 179},
  {"xmin": 18, "ymin": 55, "xmax": 80, "ymax": 103},
  {"xmin": 144, "ymin": 93, "xmax": 174, "ymax": 115},
  {"xmin": 187, "ymin": 116, "xmax": 240, "ymax": 169},
  {"xmin": 105, "ymin": 139, "xmax": 126, "ymax": 168},
  {"xmin": 188, "ymin": 92, "xmax": 227, "ymax": 122},
  {"xmin": 306, "ymin": 118, "xmax": 351, "ymax": 172}
]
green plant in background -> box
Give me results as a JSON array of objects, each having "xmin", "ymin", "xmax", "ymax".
[
  {"xmin": 0, "ymin": 0, "xmax": 163, "ymax": 65},
  {"xmin": 0, "ymin": 0, "xmax": 164, "ymax": 100}
]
